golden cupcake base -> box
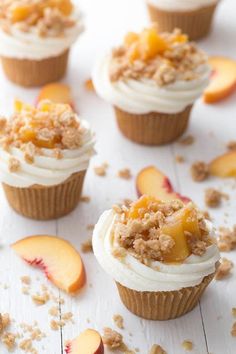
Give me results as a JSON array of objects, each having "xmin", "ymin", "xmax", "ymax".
[
  {"xmin": 1, "ymin": 50, "xmax": 69, "ymax": 87},
  {"xmin": 114, "ymin": 105, "xmax": 192, "ymax": 145},
  {"xmin": 116, "ymin": 272, "xmax": 215, "ymax": 320},
  {"xmin": 2, "ymin": 170, "xmax": 86, "ymax": 220},
  {"xmin": 147, "ymin": 4, "xmax": 217, "ymax": 41}
]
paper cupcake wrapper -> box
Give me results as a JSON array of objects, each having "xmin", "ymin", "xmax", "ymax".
[
  {"xmin": 2, "ymin": 170, "xmax": 86, "ymax": 220},
  {"xmin": 1, "ymin": 49, "xmax": 69, "ymax": 87},
  {"xmin": 114, "ymin": 105, "xmax": 192, "ymax": 145},
  {"xmin": 116, "ymin": 272, "xmax": 215, "ymax": 320},
  {"xmin": 147, "ymin": 3, "xmax": 217, "ymax": 41}
]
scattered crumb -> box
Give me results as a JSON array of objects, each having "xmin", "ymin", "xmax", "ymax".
[
  {"xmin": 31, "ymin": 292, "xmax": 49, "ymax": 305},
  {"xmin": 102, "ymin": 327, "xmax": 123, "ymax": 349},
  {"xmin": 182, "ymin": 340, "xmax": 193, "ymax": 351},
  {"xmin": 94, "ymin": 162, "xmax": 109, "ymax": 177},
  {"xmin": 227, "ymin": 140, "xmax": 236, "ymax": 151},
  {"xmin": 113, "ymin": 314, "xmax": 124, "ymax": 329},
  {"xmin": 8, "ymin": 157, "xmax": 20, "ymax": 172},
  {"xmin": 48, "ymin": 306, "xmax": 59, "ymax": 317},
  {"xmin": 232, "ymin": 308, "xmax": 236, "ymax": 317},
  {"xmin": 191, "ymin": 161, "xmax": 209, "ymax": 182},
  {"xmin": 81, "ymin": 238, "xmax": 93, "ymax": 253},
  {"xmin": 122, "ymin": 199, "xmax": 133, "ymax": 207},
  {"xmin": 204, "ymin": 188, "xmax": 226, "ymax": 208},
  {"xmin": 1, "ymin": 332, "xmax": 16, "ymax": 350},
  {"xmin": 175, "ymin": 155, "xmax": 185, "ymax": 163},
  {"xmin": 179, "ymin": 135, "xmax": 195, "ymax": 146},
  {"xmin": 149, "ymin": 344, "xmax": 167, "ymax": 354},
  {"xmin": 231, "ymin": 322, "xmax": 236, "ymax": 336},
  {"xmin": 0, "ymin": 313, "xmax": 10, "ymax": 333},
  {"xmin": 217, "ymin": 226, "xmax": 236, "ymax": 252},
  {"xmin": 202, "ymin": 210, "xmax": 212, "ymax": 221},
  {"xmin": 118, "ymin": 168, "xmax": 132, "ymax": 180},
  {"xmin": 80, "ymin": 195, "xmax": 91, "ymax": 203},
  {"xmin": 20, "ymin": 276, "xmax": 31, "ymax": 285},
  {"xmin": 215, "ymin": 258, "xmax": 234, "ymax": 280},
  {"xmin": 84, "ymin": 78, "xmax": 94, "ymax": 91}
]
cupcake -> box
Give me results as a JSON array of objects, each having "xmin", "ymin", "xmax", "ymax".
[
  {"xmin": 93, "ymin": 196, "xmax": 220, "ymax": 320},
  {"xmin": 0, "ymin": 0, "xmax": 83, "ymax": 87},
  {"xmin": 0, "ymin": 100, "xmax": 95, "ymax": 220},
  {"xmin": 146, "ymin": 0, "xmax": 219, "ymax": 40},
  {"xmin": 93, "ymin": 26, "xmax": 210, "ymax": 145}
]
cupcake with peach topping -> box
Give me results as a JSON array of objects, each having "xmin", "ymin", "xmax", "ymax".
[
  {"xmin": 93, "ymin": 196, "xmax": 220, "ymax": 320},
  {"xmin": 0, "ymin": 100, "xmax": 95, "ymax": 220},
  {"xmin": 93, "ymin": 25, "xmax": 210, "ymax": 145},
  {"xmin": 0, "ymin": 0, "xmax": 83, "ymax": 87}
]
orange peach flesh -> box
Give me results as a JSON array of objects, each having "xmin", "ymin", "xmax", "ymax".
[
  {"xmin": 136, "ymin": 166, "xmax": 190, "ymax": 203},
  {"xmin": 210, "ymin": 151, "xmax": 236, "ymax": 177},
  {"xmin": 37, "ymin": 83, "xmax": 73, "ymax": 105},
  {"xmin": 204, "ymin": 57, "xmax": 236, "ymax": 103},
  {"xmin": 12, "ymin": 235, "xmax": 86, "ymax": 293},
  {"xmin": 65, "ymin": 329, "xmax": 104, "ymax": 354}
]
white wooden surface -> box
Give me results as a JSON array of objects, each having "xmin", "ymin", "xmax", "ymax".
[{"xmin": 0, "ymin": 0, "xmax": 236, "ymax": 353}]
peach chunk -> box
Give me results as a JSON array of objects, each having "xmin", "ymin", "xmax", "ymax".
[
  {"xmin": 12, "ymin": 235, "xmax": 86, "ymax": 293},
  {"xmin": 204, "ymin": 57, "xmax": 236, "ymax": 103},
  {"xmin": 36, "ymin": 83, "xmax": 73, "ymax": 106},
  {"xmin": 210, "ymin": 151, "xmax": 236, "ymax": 178},
  {"xmin": 65, "ymin": 329, "xmax": 104, "ymax": 354},
  {"xmin": 128, "ymin": 195, "xmax": 158, "ymax": 219},
  {"xmin": 161, "ymin": 206, "xmax": 200, "ymax": 262},
  {"xmin": 9, "ymin": 5, "xmax": 32, "ymax": 23},
  {"xmin": 136, "ymin": 166, "xmax": 190, "ymax": 203}
]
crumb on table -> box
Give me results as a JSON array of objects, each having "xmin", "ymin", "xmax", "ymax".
[
  {"xmin": 149, "ymin": 344, "xmax": 167, "ymax": 354},
  {"xmin": 215, "ymin": 258, "xmax": 234, "ymax": 280},
  {"xmin": 191, "ymin": 161, "xmax": 209, "ymax": 182}
]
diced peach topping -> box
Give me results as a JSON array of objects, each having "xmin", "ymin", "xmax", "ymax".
[
  {"xmin": 124, "ymin": 28, "xmax": 169, "ymax": 62},
  {"xmin": 128, "ymin": 195, "xmax": 159, "ymax": 219},
  {"xmin": 9, "ymin": 0, "xmax": 73, "ymax": 24}
]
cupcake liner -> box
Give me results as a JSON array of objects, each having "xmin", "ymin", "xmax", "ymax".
[
  {"xmin": 2, "ymin": 170, "xmax": 86, "ymax": 220},
  {"xmin": 1, "ymin": 49, "xmax": 69, "ymax": 87},
  {"xmin": 116, "ymin": 272, "xmax": 215, "ymax": 320},
  {"xmin": 114, "ymin": 105, "xmax": 192, "ymax": 145},
  {"xmin": 147, "ymin": 3, "xmax": 217, "ymax": 40}
]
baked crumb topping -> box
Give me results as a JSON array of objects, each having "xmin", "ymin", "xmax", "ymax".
[
  {"xmin": 179, "ymin": 135, "xmax": 195, "ymax": 146},
  {"xmin": 94, "ymin": 162, "xmax": 109, "ymax": 177},
  {"xmin": 109, "ymin": 26, "xmax": 207, "ymax": 86},
  {"xmin": 191, "ymin": 161, "xmax": 209, "ymax": 182},
  {"xmin": 217, "ymin": 226, "xmax": 236, "ymax": 252},
  {"xmin": 204, "ymin": 188, "xmax": 227, "ymax": 208},
  {"xmin": 118, "ymin": 168, "xmax": 132, "ymax": 180},
  {"xmin": 231, "ymin": 322, "xmax": 236, "ymax": 337},
  {"xmin": 182, "ymin": 340, "xmax": 193, "ymax": 351},
  {"xmin": 113, "ymin": 314, "xmax": 124, "ymax": 329},
  {"xmin": 0, "ymin": 100, "xmax": 88, "ymax": 172},
  {"xmin": 149, "ymin": 344, "xmax": 167, "ymax": 354},
  {"xmin": 0, "ymin": 0, "xmax": 76, "ymax": 38},
  {"xmin": 112, "ymin": 196, "xmax": 212, "ymax": 264},
  {"xmin": 215, "ymin": 258, "xmax": 233, "ymax": 280},
  {"xmin": 102, "ymin": 327, "xmax": 123, "ymax": 349}
]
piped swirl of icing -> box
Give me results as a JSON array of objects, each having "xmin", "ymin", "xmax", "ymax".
[
  {"xmin": 93, "ymin": 55, "xmax": 210, "ymax": 114},
  {"xmin": 92, "ymin": 210, "xmax": 220, "ymax": 292}
]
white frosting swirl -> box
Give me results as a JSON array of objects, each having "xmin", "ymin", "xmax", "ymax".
[
  {"xmin": 0, "ymin": 120, "xmax": 95, "ymax": 188},
  {"xmin": 146, "ymin": 0, "xmax": 219, "ymax": 11},
  {"xmin": 92, "ymin": 55, "xmax": 211, "ymax": 114},
  {"xmin": 0, "ymin": 8, "xmax": 83, "ymax": 60},
  {"xmin": 92, "ymin": 210, "xmax": 220, "ymax": 292}
]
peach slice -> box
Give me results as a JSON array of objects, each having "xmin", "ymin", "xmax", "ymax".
[
  {"xmin": 136, "ymin": 166, "xmax": 190, "ymax": 203},
  {"xmin": 12, "ymin": 235, "xmax": 86, "ymax": 293},
  {"xmin": 36, "ymin": 83, "xmax": 73, "ymax": 107},
  {"xmin": 204, "ymin": 57, "xmax": 236, "ymax": 103},
  {"xmin": 65, "ymin": 329, "xmax": 104, "ymax": 354},
  {"xmin": 210, "ymin": 151, "xmax": 236, "ymax": 177}
]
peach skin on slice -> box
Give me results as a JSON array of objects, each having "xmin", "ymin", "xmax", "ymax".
[
  {"xmin": 36, "ymin": 83, "xmax": 73, "ymax": 106},
  {"xmin": 136, "ymin": 166, "xmax": 190, "ymax": 203},
  {"xmin": 12, "ymin": 235, "xmax": 86, "ymax": 293},
  {"xmin": 204, "ymin": 57, "xmax": 236, "ymax": 103},
  {"xmin": 65, "ymin": 329, "xmax": 104, "ymax": 354},
  {"xmin": 210, "ymin": 151, "xmax": 236, "ymax": 177}
]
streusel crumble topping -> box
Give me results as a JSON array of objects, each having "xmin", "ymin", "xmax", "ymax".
[
  {"xmin": 112, "ymin": 196, "xmax": 213, "ymax": 264},
  {"xmin": 0, "ymin": 0, "xmax": 76, "ymax": 38},
  {"xmin": 109, "ymin": 26, "xmax": 208, "ymax": 86},
  {"xmin": 0, "ymin": 100, "xmax": 87, "ymax": 172}
]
